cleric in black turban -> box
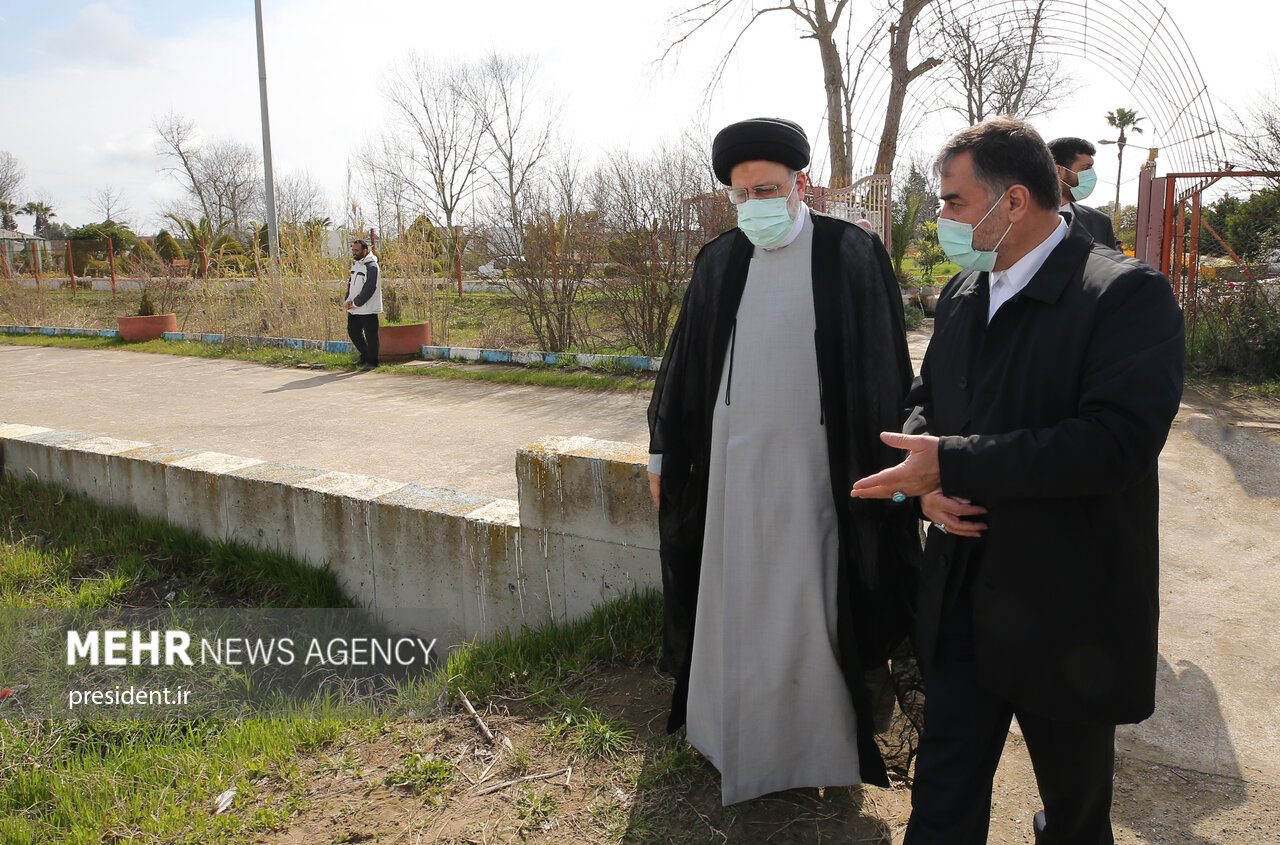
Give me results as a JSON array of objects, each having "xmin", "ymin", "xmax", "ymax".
[
  {"xmin": 711, "ymin": 117, "xmax": 811, "ymax": 185},
  {"xmin": 647, "ymin": 113, "xmax": 919, "ymax": 805}
]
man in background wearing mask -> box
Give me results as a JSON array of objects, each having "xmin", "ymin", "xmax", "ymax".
[
  {"xmin": 1048, "ymin": 136, "xmax": 1118, "ymax": 249},
  {"xmin": 647, "ymin": 117, "xmax": 920, "ymax": 804},
  {"xmin": 850, "ymin": 117, "xmax": 1184, "ymax": 843}
]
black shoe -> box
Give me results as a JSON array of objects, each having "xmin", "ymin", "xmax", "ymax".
[{"xmin": 361, "ymin": 361, "xmax": 377, "ymax": 371}]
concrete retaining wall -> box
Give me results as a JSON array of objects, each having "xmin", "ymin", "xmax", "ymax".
[{"xmin": 0, "ymin": 424, "xmax": 659, "ymax": 645}]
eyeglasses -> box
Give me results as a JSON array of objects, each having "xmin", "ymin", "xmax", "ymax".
[{"xmin": 725, "ymin": 180, "xmax": 795, "ymax": 205}]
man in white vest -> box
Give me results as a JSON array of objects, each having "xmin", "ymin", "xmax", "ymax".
[{"xmin": 344, "ymin": 238, "xmax": 382, "ymax": 369}]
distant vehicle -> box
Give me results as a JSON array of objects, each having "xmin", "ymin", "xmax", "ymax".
[
  {"xmin": 477, "ymin": 256, "xmax": 522, "ymax": 279},
  {"xmin": 1264, "ymin": 248, "xmax": 1280, "ymax": 279}
]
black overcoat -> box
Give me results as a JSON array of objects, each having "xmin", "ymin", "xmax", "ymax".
[
  {"xmin": 647, "ymin": 213, "xmax": 922, "ymax": 787},
  {"xmin": 905, "ymin": 218, "xmax": 1184, "ymax": 725},
  {"xmin": 1069, "ymin": 202, "xmax": 1118, "ymax": 249}
]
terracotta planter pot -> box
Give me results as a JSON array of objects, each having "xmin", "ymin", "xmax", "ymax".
[
  {"xmin": 116, "ymin": 313, "xmax": 177, "ymax": 342},
  {"xmin": 378, "ymin": 322, "xmax": 431, "ymax": 359}
]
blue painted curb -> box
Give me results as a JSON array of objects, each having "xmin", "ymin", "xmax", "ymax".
[{"xmin": 2, "ymin": 325, "xmax": 662, "ymax": 372}]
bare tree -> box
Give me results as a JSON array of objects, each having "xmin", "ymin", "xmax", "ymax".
[
  {"xmin": 499, "ymin": 151, "xmax": 599, "ymax": 352},
  {"xmin": 873, "ymin": 0, "xmax": 941, "ymax": 175},
  {"xmin": 664, "ymin": 1, "xmax": 856, "ymax": 185},
  {"xmin": 383, "ymin": 54, "xmax": 488, "ymax": 247},
  {"xmin": 0, "ymin": 151, "xmax": 24, "ymax": 206},
  {"xmin": 356, "ymin": 137, "xmax": 414, "ymax": 240},
  {"xmin": 154, "ymin": 112, "xmax": 263, "ymax": 235},
  {"xmin": 1232, "ymin": 88, "xmax": 1280, "ymax": 188},
  {"xmin": 469, "ymin": 53, "xmax": 558, "ymax": 239},
  {"xmin": 89, "ymin": 185, "xmax": 131, "ymax": 224},
  {"xmin": 931, "ymin": 0, "xmax": 1064, "ymax": 126},
  {"xmin": 592, "ymin": 137, "xmax": 720, "ymax": 354},
  {"xmin": 274, "ymin": 170, "xmax": 329, "ymax": 225},
  {"xmin": 155, "ymin": 111, "xmax": 213, "ymax": 223},
  {"xmin": 663, "ymin": 0, "xmax": 939, "ymax": 183},
  {"xmin": 199, "ymin": 139, "xmax": 263, "ymax": 235}
]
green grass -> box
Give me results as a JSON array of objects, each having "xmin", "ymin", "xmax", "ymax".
[
  {"xmin": 0, "ymin": 475, "xmax": 351, "ymax": 609},
  {"xmin": 0, "ymin": 474, "xmax": 669, "ymax": 842},
  {"xmin": 1187, "ymin": 372, "xmax": 1280, "ymax": 400},
  {"xmin": 0, "ymin": 718, "xmax": 340, "ymax": 845},
  {"xmin": 383, "ymin": 752, "xmax": 455, "ymax": 804},
  {"xmin": 0, "ymin": 476, "xmax": 353, "ymax": 843},
  {"xmin": 0, "ymin": 333, "xmax": 655, "ymax": 392},
  {"xmin": 439, "ymin": 588, "xmax": 663, "ymax": 705},
  {"xmin": 900, "ymin": 256, "xmax": 962, "ymax": 281}
]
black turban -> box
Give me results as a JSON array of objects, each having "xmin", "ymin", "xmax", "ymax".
[{"xmin": 711, "ymin": 118, "xmax": 810, "ymax": 185}]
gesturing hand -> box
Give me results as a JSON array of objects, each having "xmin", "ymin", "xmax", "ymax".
[
  {"xmin": 849, "ymin": 432, "xmax": 941, "ymax": 499},
  {"xmin": 921, "ymin": 489, "xmax": 988, "ymax": 538}
]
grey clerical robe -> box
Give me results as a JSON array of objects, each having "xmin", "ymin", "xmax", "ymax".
[{"xmin": 684, "ymin": 212, "xmax": 863, "ymax": 804}]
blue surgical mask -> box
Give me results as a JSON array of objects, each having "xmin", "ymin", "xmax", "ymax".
[
  {"xmin": 735, "ymin": 179, "xmax": 797, "ymax": 249},
  {"xmin": 936, "ymin": 193, "xmax": 1013, "ymax": 273},
  {"xmin": 1067, "ymin": 167, "xmax": 1097, "ymax": 201}
]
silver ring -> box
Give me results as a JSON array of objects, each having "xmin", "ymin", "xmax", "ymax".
[
  {"xmin": 891, "ymin": 491, "xmax": 907, "ymax": 503},
  {"xmin": 937, "ymin": 523, "xmax": 948, "ymax": 534}
]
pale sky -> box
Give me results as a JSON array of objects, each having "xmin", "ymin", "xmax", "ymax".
[{"xmin": 0, "ymin": 0, "xmax": 1275, "ymax": 233}]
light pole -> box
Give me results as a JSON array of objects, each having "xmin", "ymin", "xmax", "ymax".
[
  {"xmin": 1098, "ymin": 130, "xmax": 1213, "ymax": 224},
  {"xmin": 255, "ymin": 0, "xmax": 279, "ymax": 265}
]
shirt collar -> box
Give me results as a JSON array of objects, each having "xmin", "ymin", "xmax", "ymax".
[{"xmin": 991, "ymin": 216, "xmax": 1068, "ymax": 295}]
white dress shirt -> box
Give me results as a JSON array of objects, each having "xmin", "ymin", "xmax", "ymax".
[{"xmin": 987, "ymin": 217, "xmax": 1068, "ymax": 324}]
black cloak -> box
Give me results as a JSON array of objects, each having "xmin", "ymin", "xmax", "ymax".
[{"xmin": 647, "ymin": 212, "xmax": 922, "ymax": 787}]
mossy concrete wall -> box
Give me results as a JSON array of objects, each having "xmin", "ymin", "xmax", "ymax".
[{"xmin": 0, "ymin": 423, "xmax": 659, "ymax": 645}]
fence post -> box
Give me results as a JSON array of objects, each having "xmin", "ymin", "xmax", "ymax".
[
  {"xmin": 455, "ymin": 226, "xmax": 463, "ymax": 297},
  {"xmin": 31, "ymin": 241, "xmax": 41, "ymax": 293},
  {"xmin": 547, "ymin": 213, "xmax": 559, "ymax": 298},
  {"xmin": 65, "ymin": 240, "xmax": 77, "ymax": 299},
  {"xmin": 252, "ymin": 230, "xmax": 262, "ymax": 283},
  {"xmin": 107, "ymin": 237, "xmax": 117, "ymax": 299}
]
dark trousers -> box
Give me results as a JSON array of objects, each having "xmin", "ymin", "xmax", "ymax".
[
  {"xmin": 905, "ymin": 597, "xmax": 1117, "ymax": 845},
  {"xmin": 347, "ymin": 312, "xmax": 379, "ymax": 364}
]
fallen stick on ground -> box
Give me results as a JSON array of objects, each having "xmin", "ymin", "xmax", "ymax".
[
  {"xmin": 458, "ymin": 689, "xmax": 495, "ymax": 744},
  {"xmin": 472, "ymin": 768, "xmax": 571, "ymax": 797}
]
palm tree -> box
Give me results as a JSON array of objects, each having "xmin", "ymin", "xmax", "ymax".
[
  {"xmin": 0, "ymin": 201, "xmax": 17, "ymax": 231},
  {"xmin": 1105, "ymin": 108, "xmax": 1144, "ymax": 231},
  {"xmin": 164, "ymin": 214, "xmax": 227, "ymax": 277},
  {"xmin": 20, "ymin": 201, "xmax": 56, "ymax": 238}
]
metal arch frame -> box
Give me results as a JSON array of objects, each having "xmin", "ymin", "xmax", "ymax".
[
  {"xmin": 808, "ymin": 172, "xmax": 895, "ymax": 252},
  {"xmin": 1134, "ymin": 165, "xmax": 1280, "ymax": 330},
  {"xmin": 830, "ymin": 0, "xmax": 1225, "ymax": 178}
]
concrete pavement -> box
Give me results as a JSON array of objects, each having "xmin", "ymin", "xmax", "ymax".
[{"xmin": 4, "ymin": 345, "xmax": 653, "ymax": 500}]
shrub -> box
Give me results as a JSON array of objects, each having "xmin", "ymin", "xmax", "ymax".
[
  {"xmin": 1187, "ymin": 280, "xmax": 1280, "ymax": 381},
  {"xmin": 154, "ymin": 230, "xmax": 183, "ymax": 264},
  {"xmin": 132, "ymin": 240, "xmax": 158, "ymax": 263}
]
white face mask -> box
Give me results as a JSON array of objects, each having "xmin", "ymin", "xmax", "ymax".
[
  {"xmin": 1064, "ymin": 167, "xmax": 1097, "ymax": 201},
  {"xmin": 735, "ymin": 177, "xmax": 798, "ymax": 248},
  {"xmin": 936, "ymin": 192, "xmax": 1013, "ymax": 273}
]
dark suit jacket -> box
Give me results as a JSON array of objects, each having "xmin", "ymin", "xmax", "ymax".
[
  {"xmin": 905, "ymin": 221, "xmax": 1184, "ymax": 724},
  {"xmin": 1067, "ymin": 202, "xmax": 1118, "ymax": 249}
]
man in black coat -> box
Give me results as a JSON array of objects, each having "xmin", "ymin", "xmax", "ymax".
[
  {"xmin": 1049, "ymin": 137, "xmax": 1119, "ymax": 249},
  {"xmin": 852, "ymin": 117, "xmax": 1184, "ymax": 844}
]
